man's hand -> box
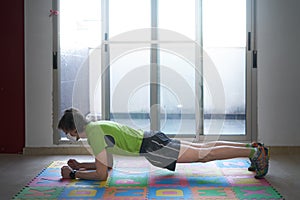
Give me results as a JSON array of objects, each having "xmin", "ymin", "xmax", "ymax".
[
  {"xmin": 68, "ymin": 159, "xmax": 80, "ymax": 170},
  {"xmin": 61, "ymin": 166, "xmax": 73, "ymax": 179}
]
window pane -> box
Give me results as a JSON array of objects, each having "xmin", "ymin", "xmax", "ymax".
[
  {"xmin": 203, "ymin": 0, "xmax": 246, "ymax": 135},
  {"xmin": 88, "ymin": 47, "xmax": 102, "ymax": 116},
  {"xmin": 203, "ymin": 0, "xmax": 246, "ymax": 47},
  {"xmin": 60, "ymin": 0, "xmax": 102, "ymax": 48},
  {"xmin": 158, "ymin": 0, "xmax": 197, "ymax": 135},
  {"xmin": 158, "ymin": 0, "xmax": 196, "ymax": 40},
  {"xmin": 160, "ymin": 50, "xmax": 196, "ymax": 135},
  {"xmin": 110, "ymin": 47, "xmax": 151, "ymax": 131},
  {"xmin": 60, "ymin": 0, "xmax": 102, "ymax": 138},
  {"xmin": 109, "ymin": 0, "xmax": 150, "ymax": 38}
]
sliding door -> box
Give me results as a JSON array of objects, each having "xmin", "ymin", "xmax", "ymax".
[
  {"xmin": 201, "ymin": 0, "xmax": 253, "ymax": 141},
  {"xmin": 107, "ymin": 0, "xmax": 200, "ymax": 138},
  {"xmin": 55, "ymin": 0, "xmax": 256, "ymax": 142}
]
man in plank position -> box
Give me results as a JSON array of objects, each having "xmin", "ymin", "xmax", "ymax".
[{"xmin": 58, "ymin": 108, "xmax": 269, "ymax": 180}]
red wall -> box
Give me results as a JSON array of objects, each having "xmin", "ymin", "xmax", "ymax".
[{"xmin": 0, "ymin": 0, "xmax": 25, "ymax": 153}]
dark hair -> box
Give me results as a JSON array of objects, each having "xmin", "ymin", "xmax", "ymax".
[{"xmin": 58, "ymin": 108, "xmax": 90, "ymax": 133}]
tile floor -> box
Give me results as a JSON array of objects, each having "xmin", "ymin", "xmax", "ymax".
[{"xmin": 0, "ymin": 151, "xmax": 299, "ymax": 199}]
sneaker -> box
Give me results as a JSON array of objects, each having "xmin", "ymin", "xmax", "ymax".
[
  {"xmin": 252, "ymin": 142, "xmax": 264, "ymax": 148},
  {"xmin": 252, "ymin": 146, "xmax": 269, "ymax": 179},
  {"xmin": 248, "ymin": 162, "xmax": 256, "ymax": 171},
  {"xmin": 248, "ymin": 142, "xmax": 264, "ymax": 171}
]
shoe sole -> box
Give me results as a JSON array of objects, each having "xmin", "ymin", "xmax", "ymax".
[
  {"xmin": 254, "ymin": 147, "xmax": 269, "ymax": 179},
  {"xmin": 248, "ymin": 166, "xmax": 255, "ymax": 171}
]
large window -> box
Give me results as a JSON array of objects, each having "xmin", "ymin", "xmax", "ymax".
[{"xmin": 56, "ymin": 0, "xmax": 255, "ymax": 142}]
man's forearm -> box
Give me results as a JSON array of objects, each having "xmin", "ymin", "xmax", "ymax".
[{"xmin": 79, "ymin": 162, "xmax": 96, "ymax": 170}]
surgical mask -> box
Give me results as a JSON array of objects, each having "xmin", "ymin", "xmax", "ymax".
[{"xmin": 66, "ymin": 133, "xmax": 77, "ymax": 142}]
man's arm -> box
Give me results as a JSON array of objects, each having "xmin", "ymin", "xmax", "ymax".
[
  {"xmin": 68, "ymin": 151, "xmax": 113, "ymax": 170},
  {"xmin": 76, "ymin": 149, "xmax": 109, "ymax": 180},
  {"xmin": 62, "ymin": 149, "xmax": 110, "ymax": 181}
]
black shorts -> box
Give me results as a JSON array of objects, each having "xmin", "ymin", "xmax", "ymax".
[{"xmin": 139, "ymin": 131, "xmax": 181, "ymax": 171}]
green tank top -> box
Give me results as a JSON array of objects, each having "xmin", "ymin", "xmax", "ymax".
[{"xmin": 85, "ymin": 121, "xmax": 144, "ymax": 156}]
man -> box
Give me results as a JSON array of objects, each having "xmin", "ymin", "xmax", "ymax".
[{"xmin": 58, "ymin": 108, "xmax": 269, "ymax": 181}]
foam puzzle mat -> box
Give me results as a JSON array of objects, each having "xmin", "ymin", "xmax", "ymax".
[{"xmin": 14, "ymin": 158, "xmax": 283, "ymax": 199}]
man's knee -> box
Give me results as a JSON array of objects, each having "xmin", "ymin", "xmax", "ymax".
[{"xmin": 198, "ymin": 148, "xmax": 214, "ymax": 162}]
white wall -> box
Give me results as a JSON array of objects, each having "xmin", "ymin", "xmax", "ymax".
[
  {"xmin": 25, "ymin": 0, "xmax": 300, "ymax": 147},
  {"xmin": 256, "ymin": 0, "xmax": 300, "ymax": 146},
  {"xmin": 25, "ymin": 0, "xmax": 54, "ymax": 147}
]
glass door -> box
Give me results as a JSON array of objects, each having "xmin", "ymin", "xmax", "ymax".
[
  {"xmin": 106, "ymin": 0, "xmax": 253, "ymax": 139},
  {"xmin": 107, "ymin": 0, "xmax": 200, "ymax": 138},
  {"xmin": 201, "ymin": 0, "xmax": 251, "ymax": 140},
  {"xmin": 56, "ymin": 0, "xmax": 255, "ymax": 142},
  {"xmin": 100, "ymin": 0, "xmax": 253, "ymax": 139}
]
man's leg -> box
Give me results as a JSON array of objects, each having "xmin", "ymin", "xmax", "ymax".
[
  {"xmin": 181, "ymin": 140, "xmax": 264, "ymax": 172},
  {"xmin": 177, "ymin": 144, "xmax": 253, "ymax": 163},
  {"xmin": 180, "ymin": 140, "xmax": 250, "ymax": 148},
  {"xmin": 176, "ymin": 143, "xmax": 269, "ymax": 179}
]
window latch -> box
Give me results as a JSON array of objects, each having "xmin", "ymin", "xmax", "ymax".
[{"xmin": 253, "ymin": 50, "xmax": 257, "ymax": 69}]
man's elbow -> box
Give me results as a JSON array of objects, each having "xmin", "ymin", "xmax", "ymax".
[
  {"xmin": 96, "ymin": 170, "xmax": 108, "ymax": 181},
  {"xmin": 99, "ymin": 173, "xmax": 108, "ymax": 181}
]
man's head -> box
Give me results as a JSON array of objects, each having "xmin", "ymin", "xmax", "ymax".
[{"xmin": 58, "ymin": 108, "xmax": 90, "ymax": 140}]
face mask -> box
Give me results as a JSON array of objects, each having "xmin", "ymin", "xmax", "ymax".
[{"xmin": 66, "ymin": 133, "xmax": 77, "ymax": 142}]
